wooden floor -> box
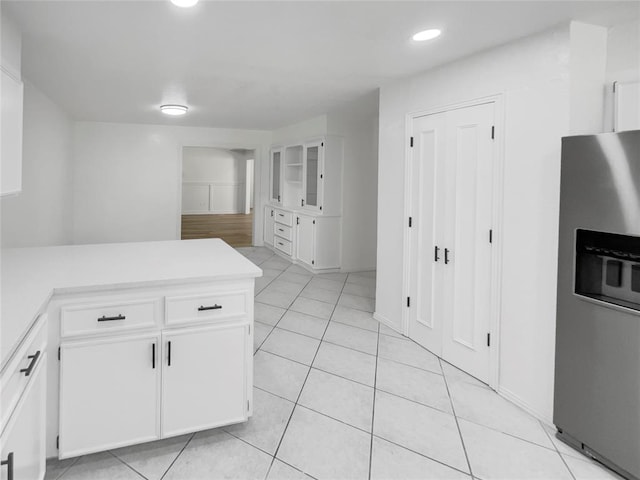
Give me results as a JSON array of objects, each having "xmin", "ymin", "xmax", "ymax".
[{"xmin": 181, "ymin": 211, "xmax": 253, "ymax": 247}]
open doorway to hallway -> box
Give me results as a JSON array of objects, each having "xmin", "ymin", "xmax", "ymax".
[{"xmin": 180, "ymin": 146, "xmax": 255, "ymax": 247}]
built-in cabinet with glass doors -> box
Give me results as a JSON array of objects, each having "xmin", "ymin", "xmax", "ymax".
[{"xmin": 265, "ymin": 137, "xmax": 343, "ymax": 271}]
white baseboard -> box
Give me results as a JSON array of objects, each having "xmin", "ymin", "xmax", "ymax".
[
  {"xmin": 373, "ymin": 312, "xmax": 405, "ymax": 334},
  {"xmin": 497, "ymin": 386, "xmax": 554, "ymax": 427}
]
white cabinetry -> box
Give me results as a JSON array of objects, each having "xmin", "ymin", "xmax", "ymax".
[
  {"xmin": 55, "ymin": 281, "xmax": 254, "ymax": 459},
  {"xmin": 270, "ymin": 148, "xmax": 283, "ymax": 204},
  {"xmin": 1, "ymin": 68, "xmax": 24, "ymax": 196},
  {"xmin": 161, "ymin": 324, "xmax": 248, "ymax": 437},
  {"xmin": 59, "ymin": 334, "xmax": 161, "ymax": 457},
  {"xmin": 264, "ymin": 206, "xmax": 275, "ymax": 246},
  {"xmin": 265, "ymin": 136, "xmax": 343, "ymax": 272},
  {"xmin": 0, "ymin": 317, "xmax": 47, "ymax": 480}
]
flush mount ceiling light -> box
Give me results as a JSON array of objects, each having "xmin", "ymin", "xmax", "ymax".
[
  {"xmin": 170, "ymin": 0, "xmax": 199, "ymax": 7},
  {"xmin": 412, "ymin": 29, "xmax": 442, "ymax": 42},
  {"xmin": 160, "ymin": 104, "xmax": 188, "ymax": 116}
]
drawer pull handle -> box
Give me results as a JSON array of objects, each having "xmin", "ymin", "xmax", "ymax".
[
  {"xmin": 198, "ymin": 304, "xmax": 222, "ymax": 311},
  {"xmin": 444, "ymin": 248, "xmax": 450, "ymax": 264},
  {"xmin": 1, "ymin": 452, "xmax": 13, "ymax": 480},
  {"xmin": 278, "ymin": 228, "xmax": 284, "ymax": 232},
  {"xmin": 152, "ymin": 343, "xmax": 156, "ymax": 369},
  {"xmin": 278, "ymin": 213, "xmax": 284, "ymax": 217},
  {"xmin": 20, "ymin": 350, "xmax": 41, "ymax": 377},
  {"xmin": 168, "ymin": 341, "xmax": 172, "ymax": 366},
  {"xmin": 278, "ymin": 242, "xmax": 284, "ymax": 246},
  {"xmin": 98, "ymin": 314, "xmax": 126, "ymax": 322}
]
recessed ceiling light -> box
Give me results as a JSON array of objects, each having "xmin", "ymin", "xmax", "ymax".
[
  {"xmin": 170, "ymin": 0, "xmax": 199, "ymax": 7},
  {"xmin": 160, "ymin": 104, "xmax": 188, "ymax": 116},
  {"xmin": 412, "ymin": 29, "xmax": 442, "ymax": 42}
]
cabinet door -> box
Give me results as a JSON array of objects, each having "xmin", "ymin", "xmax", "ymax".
[
  {"xmin": 264, "ymin": 207, "xmax": 275, "ymax": 245},
  {"xmin": 296, "ymin": 215, "xmax": 315, "ymax": 267},
  {"xmin": 161, "ymin": 324, "xmax": 249, "ymax": 437},
  {"xmin": 1, "ymin": 357, "xmax": 46, "ymax": 480},
  {"xmin": 270, "ymin": 149, "xmax": 282, "ymax": 204},
  {"xmin": 59, "ymin": 334, "xmax": 160, "ymax": 458},
  {"xmin": 302, "ymin": 141, "xmax": 323, "ymax": 211},
  {"xmin": 1, "ymin": 69, "xmax": 24, "ymax": 196}
]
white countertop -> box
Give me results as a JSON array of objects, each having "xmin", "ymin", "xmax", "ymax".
[{"xmin": 1, "ymin": 239, "xmax": 262, "ymax": 370}]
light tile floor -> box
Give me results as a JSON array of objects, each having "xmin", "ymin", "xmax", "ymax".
[{"xmin": 46, "ymin": 247, "xmax": 623, "ymax": 480}]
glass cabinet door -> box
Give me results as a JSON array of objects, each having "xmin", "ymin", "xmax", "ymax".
[
  {"xmin": 271, "ymin": 150, "xmax": 281, "ymax": 203},
  {"xmin": 303, "ymin": 142, "xmax": 321, "ymax": 210}
]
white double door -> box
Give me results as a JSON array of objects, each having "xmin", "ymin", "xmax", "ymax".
[{"xmin": 408, "ymin": 101, "xmax": 495, "ymax": 384}]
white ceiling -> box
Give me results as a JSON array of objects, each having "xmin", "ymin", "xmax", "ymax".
[{"xmin": 5, "ymin": 1, "xmax": 639, "ymax": 130}]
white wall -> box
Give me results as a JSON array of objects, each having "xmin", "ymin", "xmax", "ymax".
[
  {"xmin": 181, "ymin": 147, "xmax": 249, "ymax": 214},
  {"xmin": 376, "ymin": 25, "xmax": 575, "ymax": 423},
  {"xmin": 72, "ymin": 122, "xmax": 270, "ymax": 244},
  {"xmin": 604, "ymin": 19, "xmax": 640, "ymax": 131},
  {"xmin": 1, "ymin": 8, "xmax": 22, "ymax": 79},
  {"xmin": 1, "ymin": 81, "xmax": 73, "ymax": 247},
  {"xmin": 328, "ymin": 91, "xmax": 379, "ymax": 271}
]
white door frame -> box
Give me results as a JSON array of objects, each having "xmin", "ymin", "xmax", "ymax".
[
  {"xmin": 177, "ymin": 144, "xmax": 262, "ymax": 245},
  {"xmin": 401, "ymin": 94, "xmax": 505, "ymax": 389}
]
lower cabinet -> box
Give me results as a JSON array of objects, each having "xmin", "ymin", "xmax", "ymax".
[
  {"xmin": 161, "ymin": 324, "xmax": 248, "ymax": 437},
  {"xmin": 56, "ymin": 284, "xmax": 253, "ymax": 459},
  {"xmin": 296, "ymin": 215, "xmax": 315, "ymax": 266},
  {"xmin": 0, "ymin": 357, "xmax": 47, "ymax": 480},
  {"xmin": 264, "ymin": 207, "xmax": 341, "ymax": 271},
  {"xmin": 59, "ymin": 334, "xmax": 161, "ymax": 457},
  {"xmin": 264, "ymin": 206, "xmax": 274, "ymax": 246}
]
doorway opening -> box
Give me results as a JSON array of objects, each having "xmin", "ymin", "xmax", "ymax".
[{"xmin": 180, "ymin": 146, "xmax": 255, "ymax": 247}]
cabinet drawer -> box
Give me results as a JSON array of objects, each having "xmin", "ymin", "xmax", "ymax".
[
  {"xmin": 61, "ymin": 299, "xmax": 159, "ymax": 338},
  {"xmin": 274, "ymin": 223, "xmax": 293, "ymax": 241},
  {"xmin": 274, "ymin": 209, "xmax": 293, "ymax": 227},
  {"xmin": 1, "ymin": 316, "xmax": 46, "ymax": 435},
  {"xmin": 274, "ymin": 237, "xmax": 293, "ymax": 256},
  {"xmin": 165, "ymin": 291, "xmax": 249, "ymax": 326}
]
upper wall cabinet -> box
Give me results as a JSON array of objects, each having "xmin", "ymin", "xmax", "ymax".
[
  {"xmin": 270, "ymin": 148, "xmax": 282, "ymax": 204},
  {"xmin": 1, "ymin": 67, "xmax": 24, "ymax": 196},
  {"xmin": 269, "ymin": 136, "xmax": 343, "ymax": 216}
]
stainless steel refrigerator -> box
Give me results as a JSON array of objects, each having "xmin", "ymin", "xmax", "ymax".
[{"xmin": 555, "ymin": 130, "xmax": 640, "ymax": 480}]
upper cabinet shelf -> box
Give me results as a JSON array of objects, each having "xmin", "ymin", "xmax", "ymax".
[{"xmin": 269, "ymin": 136, "xmax": 343, "ymax": 216}]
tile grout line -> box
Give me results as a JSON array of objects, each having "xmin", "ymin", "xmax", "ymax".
[
  {"xmin": 267, "ymin": 272, "xmax": 349, "ymax": 477},
  {"xmin": 159, "ymin": 433, "xmax": 196, "ymax": 480},
  {"xmin": 370, "ymin": 433, "xmax": 476, "ymax": 478},
  {"xmin": 108, "ymin": 450, "xmax": 150, "ymax": 480},
  {"xmin": 367, "ymin": 321, "xmax": 381, "ymax": 480},
  {"xmin": 439, "ymin": 357, "xmax": 475, "ymax": 479},
  {"xmin": 540, "ymin": 420, "xmax": 577, "ymax": 480},
  {"xmin": 49, "ymin": 455, "xmax": 81, "ymax": 480}
]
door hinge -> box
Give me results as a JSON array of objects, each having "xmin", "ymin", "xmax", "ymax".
[
  {"xmin": 487, "ymin": 333, "xmax": 491, "ymax": 347},
  {"xmin": 320, "ymin": 174, "xmax": 323, "ymax": 179},
  {"xmin": 319, "ymin": 206, "xmax": 322, "ymax": 211},
  {"xmin": 410, "ymin": 136, "xmax": 414, "ymax": 147},
  {"xmin": 407, "ymin": 297, "xmax": 411, "ymax": 307},
  {"xmin": 247, "ymin": 400, "xmax": 250, "ymax": 411},
  {"xmin": 57, "ymin": 436, "xmax": 59, "ymax": 449},
  {"xmin": 489, "ymin": 229, "xmax": 493, "ymax": 244},
  {"xmin": 409, "ymin": 217, "xmax": 413, "ymax": 228},
  {"xmin": 58, "ymin": 347, "xmax": 61, "ymax": 361},
  {"xmin": 491, "ymin": 126, "xmax": 495, "ymax": 140},
  {"xmin": 312, "ymin": 260, "xmax": 315, "ymax": 265},
  {"xmin": 313, "ymin": 220, "xmax": 316, "ymax": 225},
  {"xmin": 613, "ymin": 81, "xmax": 617, "ymax": 93},
  {"xmin": 321, "ymin": 142, "xmax": 324, "ymax": 147}
]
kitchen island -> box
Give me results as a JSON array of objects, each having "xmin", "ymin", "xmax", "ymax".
[{"xmin": 1, "ymin": 239, "xmax": 261, "ymax": 477}]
